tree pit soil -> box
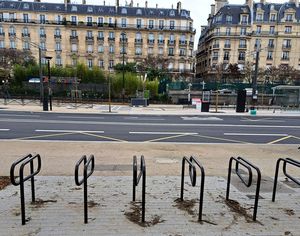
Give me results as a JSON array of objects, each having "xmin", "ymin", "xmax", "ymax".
[
  {"xmin": 0, "ymin": 176, "xmax": 11, "ymax": 190},
  {"xmin": 30, "ymin": 198, "xmax": 57, "ymax": 209},
  {"xmin": 124, "ymin": 201, "xmax": 164, "ymax": 227}
]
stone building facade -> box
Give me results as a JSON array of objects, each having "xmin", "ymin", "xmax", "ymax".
[
  {"xmin": 0, "ymin": 0, "xmax": 195, "ymax": 78},
  {"xmin": 196, "ymin": 0, "xmax": 300, "ymax": 80}
]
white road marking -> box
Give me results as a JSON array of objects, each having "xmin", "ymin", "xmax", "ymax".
[
  {"xmin": 129, "ymin": 131, "xmax": 198, "ymax": 135},
  {"xmin": 35, "ymin": 129, "xmax": 104, "ymax": 133},
  {"xmin": 125, "ymin": 117, "xmax": 165, "ymax": 121},
  {"xmin": 0, "ymin": 129, "xmax": 10, "ymax": 131},
  {"xmin": 241, "ymin": 119, "xmax": 284, "ymax": 123},
  {"xmin": 0, "ymin": 114, "xmax": 40, "ymax": 117},
  {"xmin": 181, "ymin": 117, "xmax": 223, "ymax": 121},
  {"xmin": 58, "ymin": 116, "xmax": 105, "ymax": 119},
  {"xmin": 224, "ymin": 133, "xmax": 288, "ymax": 136}
]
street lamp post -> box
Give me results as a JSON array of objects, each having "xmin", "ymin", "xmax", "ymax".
[
  {"xmin": 44, "ymin": 56, "xmax": 52, "ymax": 111},
  {"xmin": 121, "ymin": 32, "xmax": 125, "ymax": 104}
]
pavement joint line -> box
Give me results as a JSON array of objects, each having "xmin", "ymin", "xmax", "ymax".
[
  {"xmin": 35, "ymin": 129, "xmax": 105, "ymax": 133},
  {"xmin": 129, "ymin": 132, "xmax": 198, "ymax": 135},
  {"xmin": 145, "ymin": 133, "xmax": 191, "ymax": 142},
  {"xmin": 79, "ymin": 132, "xmax": 128, "ymax": 142},
  {"xmin": 13, "ymin": 132, "xmax": 76, "ymax": 140},
  {"xmin": 224, "ymin": 133, "xmax": 289, "ymax": 136},
  {"xmin": 190, "ymin": 134, "xmax": 251, "ymax": 144},
  {"xmin": 267, "ymin": 135, "xmax": 293, "ymax": 144}
]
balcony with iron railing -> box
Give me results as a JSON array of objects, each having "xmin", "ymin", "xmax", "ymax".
[
  {"xmin": 40, "ymin": 34, "xmax": 46, "ymax": 38},
  {"xmin": 22, "ymin": 33, "xmax": 30, "ymax": 37},
  {"xmin": 148, "ymin": 39, "xmax": 155, "ymax": 44},
  {"xmin": 239, "ymin": 44, "xmax": 247, "ymax": 49},
  {"xmin": 54, "ymin": 35, "xmax": 62, "ymax": 39},
  {"xmin": 224, "ymin": 44, "xmax": 231, "ymax": 49},
  {"xmin": 282, "ymin": 44, "xmax": 291, "ymax": 49},
  {"xmin": 179, "ymin": 40, "xmax": 187, "ymax": 46},
  {"xmin": 157, "ymin": 39, "xmax": 165, "ymax": 45},
  {"xmin": 108, "ymin": 37, "xmax": 115, "ymax": 42},
  {"xmin": 135, "ymin": 39, "xmax": 143, "ymax": 44},
  {"xmin": 8, "ymin": 32, "xmax": 16, "ymax": 37},
  {"xmin": 70, "ymin": 35, "xmax": 78, "ymax": 40},
  {"xmin": 168, "ymin": 40, "xmax": 176, "ymax": 45},
  {"xmin": 212, "ymin": 44, "xmax": 219, "ymax": 49},
  {"xmin": 0, "ymin": 32, "xmax": 5, "ymax": 36},
  {"xmin": 97, "ymin": 36, "xmax": 104, "ymax": 41}
]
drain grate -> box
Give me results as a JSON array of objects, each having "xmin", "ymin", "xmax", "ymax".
[{"xmin": 94, "ymin": 164, "xmax": 132, "ymax": 171}]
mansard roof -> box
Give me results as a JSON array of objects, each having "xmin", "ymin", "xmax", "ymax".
[{"xmin": 0, "ymin": 0, "xmax": 192, "ymax": 20}]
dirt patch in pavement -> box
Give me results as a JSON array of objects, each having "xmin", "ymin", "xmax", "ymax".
[
  {"xmin": 0, "ymin": 176, "xmax": 11, "ymax": 190},
  {"xmin": 173, "ymin": 198, "xmax": 196, "ymax": 216},
  {"xmin": 124, "ymin": 201, "xmax": 164, "ymax": 227},
  {"xmin": 30, "ymin": 198, "xmax": 57, "ymax": 209},
  {"xmin": 283, "ymin": 208, "xmax": 295, "ymax": 216}
]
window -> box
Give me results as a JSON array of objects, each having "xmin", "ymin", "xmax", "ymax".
[
  {"xmin": 179, "ymin": 63, "xmax": 185, "ymax": 72},
  {"xmin": 98, "ymin": 31, "xmax": 104, "ymax": 38},
  {"xmin": 72, "ymin": 58, "xmax": 77, "ymax": 66},
  {"xmin": 136, "ymin": 19, "xmax": 142, "ymax": 28},
  {"xmin": 239, "ymin": 39, "xmax": 246, "ymax": 48},
  {"xmin": 212, "ymin": 51, "xmax": 218, "ymax": 60},
  {"xmin": 267, "ymin": 51, "xmax": 273, "ymax": 60},
  {"xmin": 71, "ymin": 16, "xmax": 77, "ymax": 25},
  {"xmin": 136, "ymin": 32, "xmax": 142, "ymax": 40},
  {"xmin": 23, "ymin": 14, "xmax": 29, "ymax": 23},
  {"xmin": 269, "ymin": 26, "xmax": 275, "ymax": 34},
  {"xmin": 98, "ymin": 45, "xmax": 104, "ymax": 53},
  {"xmin": 256, "ymin": 25, "xmax": 261, "ymax": 34},
  {"xmin": 285, "ymin": 26, "xmax": 292, "ymax": 34},
  {"xmin": 71, "ymin": 30, "xmax": 77, "ymax": 37},
  {"xmin": 224, "ymin": 51, "xmax": 230, "ymax": 60},
  {"xmin": 241, "ymin": 15, "xmax": 248, "ymax": 24},
  {"xmin": 10, "ymin": 40, "xmax": 16, "ymax": 49},
  {"xmin": 109, "ymin": 45, "xmax": 114, "ymax": 53},
  {"xmin": 120, "ymin": 46, "xmax": 126, "ymax": 54},
  {"xmin": 87, "ymin": 44, "xmax": 93, "ymax": 53},
  {"xmin": 213, "ymin": 39, "xmax": 219, "ymax": 48},
  {"xmin": 23, "ymin": 41, "xmax": 30, "ymax": 50},
  {"xmin": 108, "ymin": 31, "xmax": 114, "ymax": 40},
  {"xmin": 148, "ymin": 20, "xmax": 154, "ymax": 29},
  {"xmin": 168, "ymin": 47, "xmax": 174, "ymax": 56},
  {"xmin": 55, "ymin": 42, "xmax": 61, "ymax": 51},
  {"xmin": 256, "ymin": 13, "xmax": 263, "ymax": 22},
  {"xmin": 270, "ymin": 14, "xmax": 276, "ymax": 22},
  {"xmin": 87, "ymin": 16, "xmax": 93, "ymax": 26},
  {"xmin": 39, "ymin": 14, "xmax": 45, "ymax": 24},
  {"xmin": 121, "ymin": 8, "xmax": 127, "ymax": 14},
  {"xmin": 215, "ymin": 28, "xmax": 220, "ymax": 35},
  {"xmin": 87, "ymin": 30, "xmax": 93, "ymax": 38},
  {"xmin": 168, "ymin": 62, "xmax": 173, "ymax": 70},
  {"xmin": 282, "ymin": 51, "xmax": 289, "ymax": 60},
  {"xmin": 170, "ymin": 20, "xmax": 175, "ymax": 30},
  {"xmin": 286, "ymin": 14, "xmax": 293, "ymax": 22},
  {"xmin": 170, "ymin": 10, "xmax": 175, "ymax": 16},
  {"xmin": 22, "ymin": 27, "xmax": 29, "ymax": 36},
  {"xmin": 87, "ymin": 7, "xmax": 93, "ymax": 13},
  {"xmin": 240, "ymin": 27, "xmax": 246, "ymax": 36},
  {"xmin": 238, "ymin": 52, "xmax": 245, "ymax": 61},
  {"xmin": 268, "ymin": 39, "xmax": 274, "ymax": 48},
  {"xmin": 98, "ymin": 60, "xmax": 104, "ymax": 68},
  {"xmin": 9, "ymin": 26, "xmax": 15, "ymax": 34},
  {"xmin": 135, "ymin": 47, "xmax": 142, "ymax": 55},
  {"xmin": 121, "ymin": 18, "xmax": 127, "ymax": 27},
  {"xmin": 226, "ymin": 15, "xmax": 232, "ymax": 23},
  {"xmin": 39, "ymin": 27, "xmax": 45, "ymax": 36},
  {"xmin": 226, "ymin": 27, "xmax": 231, "ymax": 36},
  {"xmin": 255, "ymin": 38, "xmax": 261, "ymax": 48},
  {"xmin": 98, "ymin": 17, "xmax": 103, "ymax": 26},
  {"xmin": 158, "ymin": 47, "xmax": 164, "ymax": 55},
  {"xmin": 158, "ymin": 34, "xmax": 164, "ymax": 44},
  {"xmin": 109, "ymin": 60, "xmax": 114, "ymax": 68},
  {"xmin": 148, "ymin": 33, "xmax": 154, "ymax": 40},
  {"xmin": 56, "ymin": 57, "xmax": 62, "ymax": 66},
  {"xmin": 159, "ymin": 20, "xmax": 164, "ymax": 29},
  {"xmin": 180, "ymin": 48, "xmax": 186, "ymax": 56},
  {"xmin": 136, "ymin": 9, "xmax": 142, "ymax": 15},
  {"xmin": 71, "ymin": 43, "xmax": 77, "ymax": 52},
  {"xmin": 148, "ymin": 47, "xmax": 153, "ymax": 55},
  {"xmin": 283, "ymin": 39, "xmax": 291, "ymax": 48},
  {"xmin": 0, "ymin": 40, "xmax": 4, "ymax": 48},
  {"xmin": 87, "ymin": 59, "xmax": 93, "ymax": 68},
  {"xmin": 71, "ymin": 6, "xmax": 77, "ymax": 12},
  {"xmin": 55, "ymin": 28, "xmax": 61, "ymax": 36},
  {"xmin": 56, "ymin": 15, "xmax": 62, "ymax": 24},
  {"xmin": 40, "ymin": 42, "xmax": 46, "ymax": 50},
  {"xmin": 224, "ymin": 39, "xmax": 230, "ymax": 48},
  {"xmin": 9, "ymin": 13, "xmax": 15, "ymax": 21},
  {"xmin": 0, "ymin": 26, "xmax": 3, "ymax": 33}
]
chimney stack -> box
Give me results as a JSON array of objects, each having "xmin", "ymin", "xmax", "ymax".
[
  {"xmin": 156, "ymin": 3, "xmax": 158, "ymax": 8},
  {"xmin": 145, "ymin": 1, "xmax": 148, "ymax": 8},
  {"xmin": 64, "ymin": 0, "xmax": 70, "ymax": 11},
  {"xmin": 260, "ymin": 0, "xmax": 266, "ymax": 4},
  {"xmin": 82, "ymin": 0, "xmax": 86, "ymax": 4},
  {"xmin": 103, "ymin": 1, "xmax": 105, "ymax": 6},
  {"xmin": 137, "ymin": 3, "xmax": 139, "ymax": 7},
  {"xmin": 215, "ymin": 0, "xmax": 228, "ymax": 13},
  {"xmin": 177, "ymin": 1, "xmax": 182, "ymax": 14},
  {"xmin": 296, "ymin": 0, "xmax": 299, "ymax": 7},
  {"xmin": 211, "ymin": 4, "xmax": 215, "ymax": 15},
  {"xmin": 34, "ymin": 0, "xmax": 41, "ymax": 2},
  {"xmin": 130, "ymin": 0, "xmax": 133, "ymax": 7}
]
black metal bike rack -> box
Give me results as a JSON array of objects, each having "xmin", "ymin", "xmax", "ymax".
[
  {"xmin": 272, "ymin": 158, "xmax": 300, "ymax": 202},
  {"xmin": 75, "ymin": 155, "xmax": 95, "ymax": 224},
  {"xmin": 10, "ymin": 154, "xmax": 42, "ymax": 225},
  {"xmin": 226, "ymin": 157, "xmax": 261, "ymax": 221},
  {"xmin": 133, "ymin": 155, "xmax": 146, "ymax": 223},
  {"xmin": 180, "ymin": 156, "xmax": 205, "ymax": 221}
]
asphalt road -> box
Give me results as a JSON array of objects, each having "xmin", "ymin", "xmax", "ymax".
[{"xmin": 0, "ymin": 110, "xmax": 299, "ymax": 144}]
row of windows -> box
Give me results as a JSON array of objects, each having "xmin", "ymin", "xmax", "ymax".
[
  {"xmin": 0, "ymin": 25, "xmax": 193, "ymax": 42},
  {"xmin": 211, "ymin": 51, "xmax": 292, "ymax": 61},
  {"xmin": 0, "ymin": 13, "xmax": 192, "ymax": 29}
]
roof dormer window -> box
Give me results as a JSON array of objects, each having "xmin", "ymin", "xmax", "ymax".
[
  {"xmin": 109, "ymin": 8, "xmax": 114, "ymax": 13},
  {"xmin": 98, "ymin": 8, "xmax": 104, "ymax": 13},
  {"xmin": 121, "ymin": 8, "xmax": 127, "ymax": 14},
  {"xmin": 23, "ymin": 3, "xmax": 29, "ymax": 9},
  {"xmin": 10, "ymin": 3, "xmax": 15, "ymax": 8},
  {"xmin": 160, "ymin": 11, "xmax": 164, "ymax": 16},
  {"xmin": 71, "ymin": 6, "xmax": 77, "ymax": 12},
  {"xmin": 87, "ymin": 7, "xmax": 93, "ymax": 13},
  {"xmin": 170, "ymin": 10, "xmax": 175, "ymax": 16},
  {"xmin": 136, "ymin": 9, "xmax": 142, "ymax": 15}
]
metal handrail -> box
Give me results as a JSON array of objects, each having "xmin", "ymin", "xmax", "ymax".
[
  {"xmin": 226, "ymin": 157, "xmax": 261, "ymax": 221},
  {"xmin": 132, "ymin": 155, "xmax": 146, "ymax": 223},
  {"xmin": 74, "ymin": 155, "xmax": 95, "ymax": 224},
  {"xmin": 180, "ymin": 156, "xmax": 205, "ymax": 221},
  {"xmin": 272, "ymin": 157, "xmax": 300, "ymax": 202},
  {"xmin": 10, "ymin": 154, "xmax": 42, "ymax": 225}
]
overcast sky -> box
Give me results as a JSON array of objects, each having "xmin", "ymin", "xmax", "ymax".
[{"xmin": 45, "ymin": 0, "xmax": 288, "ymax": 49}]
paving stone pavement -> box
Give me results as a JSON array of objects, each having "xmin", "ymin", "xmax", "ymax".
[{"xmin": 0, "ymin": 176, "xmax": 299, "ymax": 236}]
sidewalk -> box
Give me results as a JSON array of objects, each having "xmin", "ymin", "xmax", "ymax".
[
  {"xmin": 1, "ymin": 100, "xmax": 300, "ymax": 116},
  {"xmin": 0, "ymin": 175, "xmax": 299, "ymax": 236}
]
